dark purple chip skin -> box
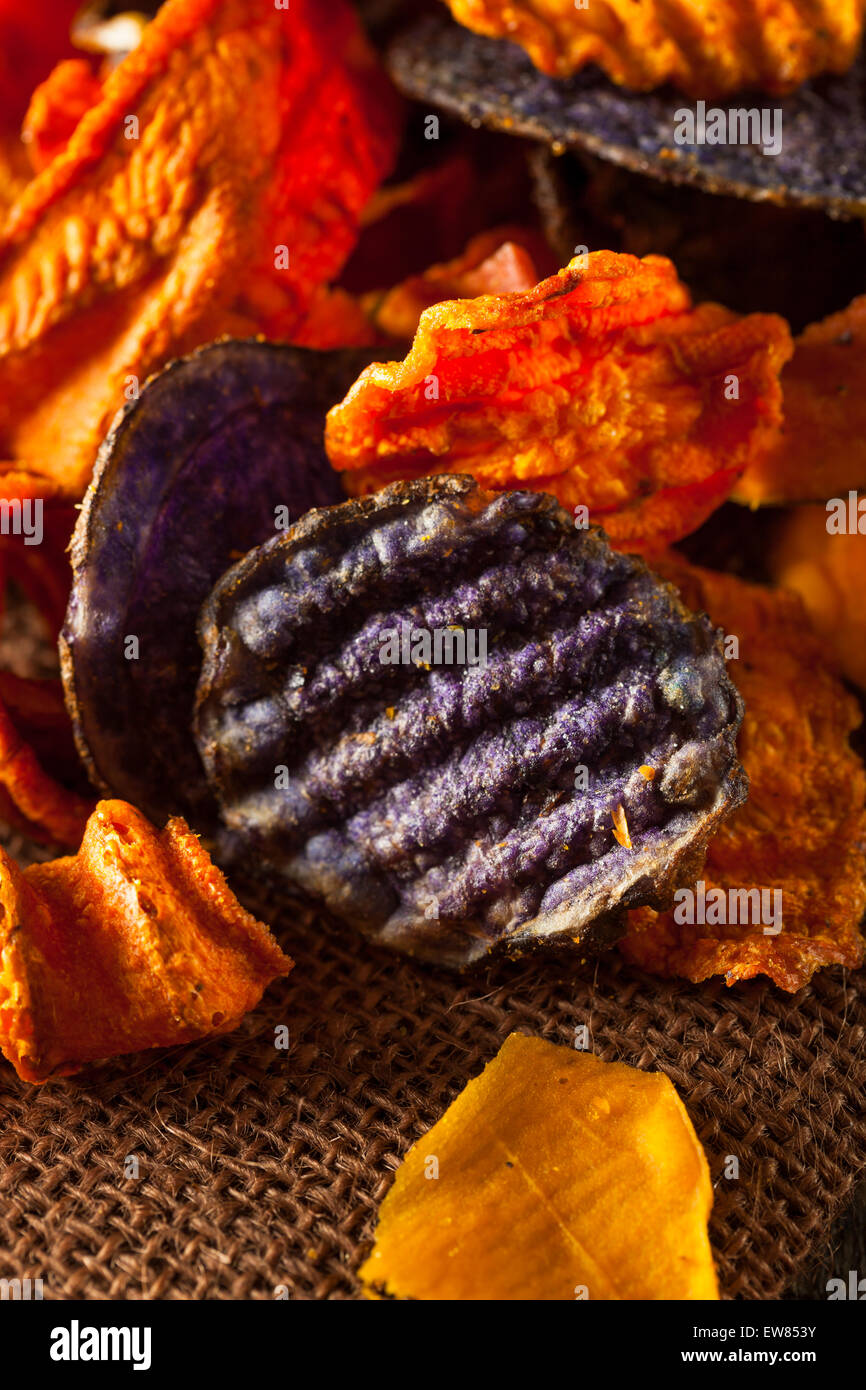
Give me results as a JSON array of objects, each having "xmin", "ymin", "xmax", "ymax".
[
  {"xmin": 387, "ymin": 12, "xmax": 866, "ymax": 220},
  {"xmin": 60, "ymin": 338, "xmax": 377, "ymax": 832},
  {"xmin": 194, "ymin": 474, "xmax": 747, "ymax": 968}
]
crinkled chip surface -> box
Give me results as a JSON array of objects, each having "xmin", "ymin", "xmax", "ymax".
[
  {"xmin": 194, "ymin": 475, "xmax": 746, "ymax": 967},
  {"xmin": 326, "ymin": 250, "xmax": 791, "ymax": 551},
  {"xmin": 61, "ymin": 340, "xmax": 373, "ymax": 832},
  {"xmin": 359, "ymin": 1032, "xmax": 719, "ymax": 1301}
]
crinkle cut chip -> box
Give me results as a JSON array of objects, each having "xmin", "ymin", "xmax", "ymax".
[
  {"xmin": 442, "ymin": 0, "xmax": 865, "ymax": 95},
  {"xmin": 622, "ymin": 557, "xmax": 866, "ymax": 991},
  {"xmin": 326, "ymin": 251, "xmax": 791, "ymax": 552},
  {"xmin": 0, "ymin": 799, "xmax": 291, "ymax": 1084},
  {"xmin": 194, "ymin": 475, "xmax": 747, "ymax": 968},
  {"xmin": 60, "ymin": 340, "xmax": 374, "ymax": 833}
]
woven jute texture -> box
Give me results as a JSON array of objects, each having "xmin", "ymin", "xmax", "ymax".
[{"xmin": 1, "ymin": 880, "xmax": 864, "ymax": 1301}]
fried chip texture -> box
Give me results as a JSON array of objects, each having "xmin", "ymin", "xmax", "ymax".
[
  {"xmin": 770, "ymin": 500, "xmax": 866, "ymax": 691},
  {"xmin": 0, "ymin": 0, "xmax": 399, "ymax": 499},
  {"xmin": 0, "ymin": 800, "xmax": 291, "ymax": 1083},
  {"xmin": 734, "ymin": 295, "xmax": 866, "ymax": 504},
  {"xmin": 359, "ymin": 1032, "xmax": 718, "ymax": 1300},
  {"xmin": 622, "ymin": 558, "xmax": 866, "ymax": 991},
  {"xmin": 326, "ymin": 252, "xmax": 791, "ymax": 550},
  {"xmin": 443, "ymin": 0, "xmax": 866, "ymax": 96},
  {"xmin": 194, "ymin": 475, "xmax": 746, "ymax": 968}
]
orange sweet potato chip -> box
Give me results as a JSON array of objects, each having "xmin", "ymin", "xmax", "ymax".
[
  {"xmin": 0, "ymin": 799, "xmax": 291, "ymax": 1083},
  {"xmin": 734, "ymin": 295, "xmax": 866, "ymax": 505},
  {"xmin": 359, "ymin": 1033, "xmax": 718, "ymax": 1301},
  {"xmin": 622, "ymin": 557, "xmax": 866, "ymax": 991},
  {"xmin": 327, "ymin": 251, "xmax": 791, "ymax": 551},
  {"xmin": 770, "ymin": 500, "xmax": 866, "ymax": 692},
  {"xmin": 444, "ymin": 0, "xmax": 866, "ymax": 96},
  {"xmin": 0, "ymin": 0, "xmax": 399, "ymax": 499}
]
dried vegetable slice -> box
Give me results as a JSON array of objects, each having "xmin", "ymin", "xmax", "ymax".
[
  {"xmin": 734, "ymin": 295, "xmax": 866, "ymax": 504},
  {"xmin": 0, "ymin": 799, "xmax": 292, "ymax": 1084},
  {"xmin": 359, "ymin": 1032, "xmax": 718, "ymax": 1300},
  {"xmin": 443, "ymin": 0, "xmax": 866, "ymax": 96},
  {"xmin": 326, "ymin": 251, "xmax": 792, "ymax": 551},
  {"xmin": 770, "ymin": 501, "xmax": 866, "ymax": 692},
  {"xmin": 622, "ymin": 556, "xmax": 866, "ymax": 991},
  {"xmin": 194, "ymin": 475, "xmax": 745, "ymax": 968},
  {"xmin": 61, "ymin": 340, "xmax": 372, "ymax": 831},
  {"xmin": 0, "ymin": 0, "xmax": 399, "ymax": 499}
]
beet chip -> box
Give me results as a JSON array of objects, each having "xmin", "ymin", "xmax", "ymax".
[
  {"xmin": 194, "ymin": 475, "xmax": 745, "ymax": 967},
  {"xmin": 61, "ymin": 340, "xmax": 372, "ymax": 832},
  {"xmin": 622, "ymin": 558, "xmax": 866, "ymax": 991},
  {"xmin": 326, "ymin": 251, "xmax": 791, "ymax": 551},
  {"xmin": 0, "ymin": 800, "xmax": 291, "ymax": 1084}
]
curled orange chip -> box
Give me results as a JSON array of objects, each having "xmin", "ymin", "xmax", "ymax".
[
  {"xmin": 770, "ymin": 500, "xmax": 866, "ymax": 692},
  {"xmin": 444, "ymin": 0, "xmax": 866, "ymax": 96},
  {"xmin": 360, "ymin": 1033, "xmax": 718, "ymax": 1301},
  {"xmin": 734, "ymin": 295, "xmax": 866, "ymax": 505},
  {"xmin": 326, "ymin": 251, "xmax": 791, "ymax": 550},
  {"xmin": 0, "ymin": 0, "xmax": 399, "ymax": 499},
  {"xmin": 622, "ymin": 558, "xmax": 866, "ymax": 991},
  {"xmin": 0, "ymin": 800, "xmax": 291, "ymax": 1083}
]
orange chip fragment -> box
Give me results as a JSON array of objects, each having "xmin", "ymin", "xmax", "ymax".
[
  {"xmin": 734, "ymin": 295, "xmax": 866, "ymax": 505},
  {"xmin": 327, "ymin": 252, "xmax": 791, "ymax": 550},
  {"xmin": 444, "ymin": 0, "xmax": 866, "ymax": 96},
  {"xmin": 0, "ymin": 0, "xmax": 399, "ymax": 498},
  {"xmin": 0, "ymin": 799, "xmax": 291, "ymax": 1083},
  {"xmin": 622, "ymin": 557, "xmax": 866, "ymax": 991},
  {"xmin": 362, "ymin": 228, "xmax": 541, "ymax": 341},
  {"xmin": 359, "ymin": 1033, "xmax": 718, "ymax": 1301},
  {"xmin": 770, "ymin": 500, "xmax": 866, "ymax": 692}
]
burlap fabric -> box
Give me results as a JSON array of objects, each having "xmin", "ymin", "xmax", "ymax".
[{"xmin": 1, "ymin": 875, "xmax": 864, "ymax": 1300}]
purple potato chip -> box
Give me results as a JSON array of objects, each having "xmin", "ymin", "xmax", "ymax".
[
  {"xmin": 60, "ymin": 338, "xmax": 376, "ymax": 830},
  {"xmin": 387, "ymin": 12, "xmax": 866, "ymax": 220},
  {"xmin": 194, "ymin": 474, "xmax": 747, "ymax": 968}
]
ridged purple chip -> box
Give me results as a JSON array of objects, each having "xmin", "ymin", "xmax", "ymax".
[{"xmin": 194, "ymin": 475, "xmax": 747, "ymax": 967}]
